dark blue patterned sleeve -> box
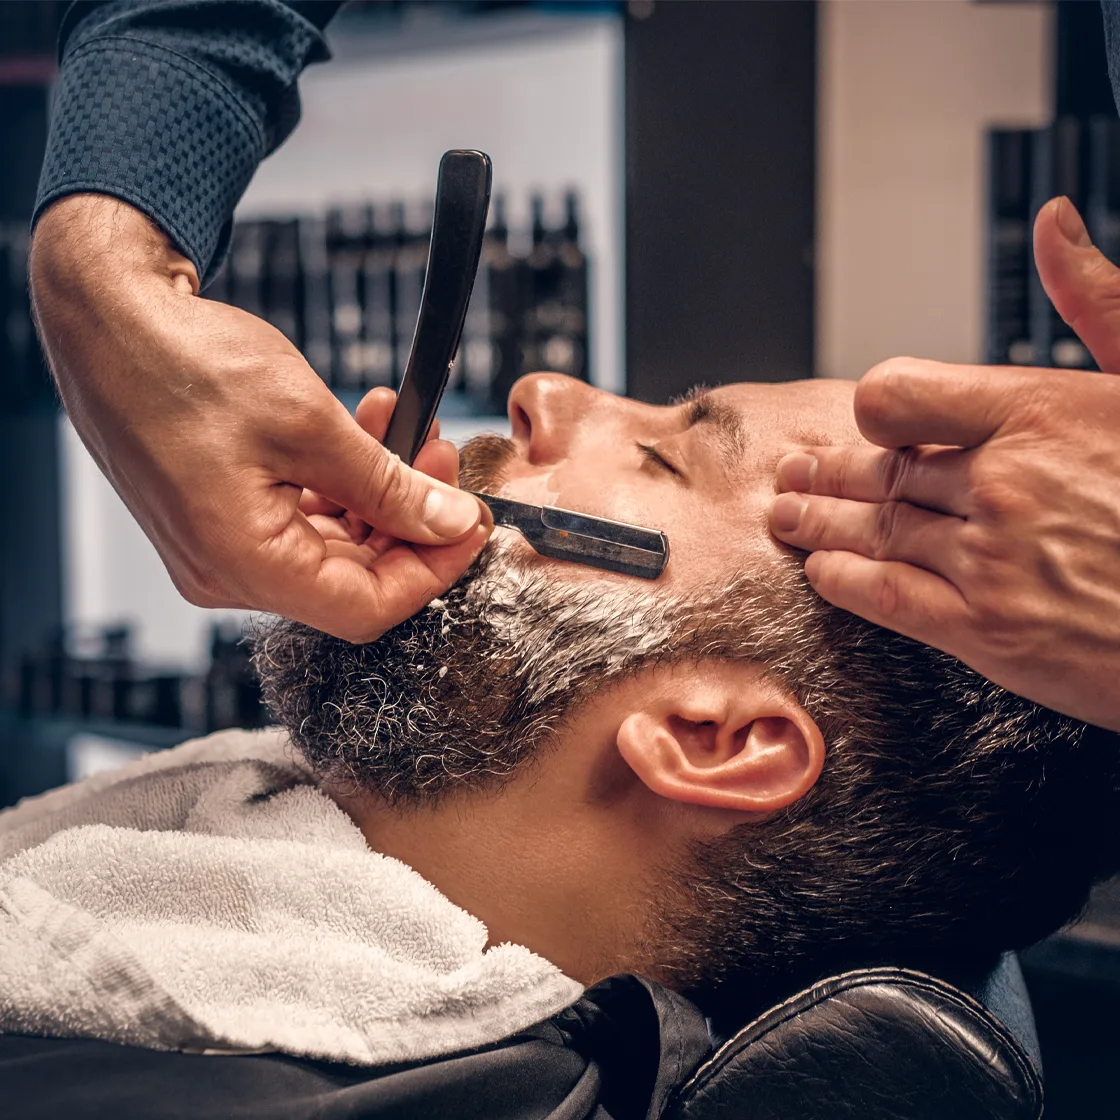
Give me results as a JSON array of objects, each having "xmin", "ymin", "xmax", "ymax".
[
  {"xmin": 1104, "ymin": 1, "xmax": 1120, "ymax": 118},
  {"xmin": 34, "ymin": 0, "xmax": 344, "ymax": 287}
]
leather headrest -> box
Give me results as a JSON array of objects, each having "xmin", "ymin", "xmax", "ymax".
[{"xmin": 665, "ymin": 967, "xmax": 1043, "ymax": 1120}]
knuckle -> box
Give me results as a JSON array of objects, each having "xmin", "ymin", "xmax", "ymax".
[
  {"xmin": 969, "ymin": 599, "xmax": 1034, "ymax": 659},
  {"xmin": 967, "ymin": 465, "xmax": 1029, "ymax": 521},
  {"xmin": 877, "ymin": 449, "xmax": 916, "ymax": 502},
  {"xmin": 873, "ymin": 565, "xmax": 906, "ymax": 619},
  {"xmin": 1013, "ymin": 376, "xmax": 1065, "ymax": 434},
  {"xmin": 1066, "ymin": 257, "xmax": 1120, "ymax": 336},
  {"xmin": 792, "ymin": 497, "xmax": 825, "ymax": 541},
  {"xmin": 871, "ymin": 501, "xmax": 905, "ymax": 559},
  {"xmin": 965, "ymin": 584, "xmax": 1004, "ymax": 632},
  {"xmin": 266, "ymin": 375, "xmax": 337, "ymax": 449},
  {"xmin": 828, "ymin": 450, "xmax": 859, "ymax": 499},
  {"xmin": 957, "ymin": 522, "xmax": 1007, "ymax": 573},
  {"xmin": 367, "ymin": 449, "xmax": 422, "ymax": 518},
  {"xmin": 172, "ymin": 566, "xmax": 227, "ymax": 608}
]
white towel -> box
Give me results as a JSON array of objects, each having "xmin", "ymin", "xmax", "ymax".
[{"xmin": 0, "ymin": 728, "xmax": 583, "ymax": 1066}]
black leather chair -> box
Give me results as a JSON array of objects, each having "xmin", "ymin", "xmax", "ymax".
[{"xmin": 666, "ymin": 954, "xmax": 1043, "ymax": 1120}]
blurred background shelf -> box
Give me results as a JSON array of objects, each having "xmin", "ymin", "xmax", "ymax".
[
  {"xmin": 0, "ymin": 711, "xmax": 187, "ymax": 809},
  {"xmin": 3, "ymin": 5, "xmax": 1120, "ymax": 1113}
]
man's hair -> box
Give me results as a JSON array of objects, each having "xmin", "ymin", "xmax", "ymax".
[{"xmin": 251, "ymin": 544, "xmax": 1120, "ymax": 1019}]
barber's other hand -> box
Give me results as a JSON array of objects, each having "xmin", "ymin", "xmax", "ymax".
[
  {"xmin": 31, "ymin": 194, "xmax": 491, "ymax": 643},
  {"xmin": 767, "ymin": 197, "xmax": 1120, "ymax": 731}
]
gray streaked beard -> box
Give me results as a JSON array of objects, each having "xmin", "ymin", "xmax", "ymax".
[{"xmin": 249, "ymin": 537, "xmax": 678, "ymax": 804}]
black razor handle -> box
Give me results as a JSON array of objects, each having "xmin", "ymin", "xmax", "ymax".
[{"xmin": 382, "ymin": 150, "xmax": 492, "ymax": 464}]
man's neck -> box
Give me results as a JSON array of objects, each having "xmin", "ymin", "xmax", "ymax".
[{"xmin": 329, "ymin": 776, "xmax": 651, "ymax": 986}]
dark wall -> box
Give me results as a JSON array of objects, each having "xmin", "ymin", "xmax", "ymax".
[
  {"xmin": 1055, "ymin": 0, "xmax": 1113, "ymax": 118},
  {"xmin": 0, "ymin": 80, "xmax": 61, "ymax": 698},
  {"xmin": 624, "ymin": 0, "xmax": 816, "ymax": 402}
]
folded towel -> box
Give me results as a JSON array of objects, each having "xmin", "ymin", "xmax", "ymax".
[{"xmin": 0, "ymin": 728, "xmax": 583, "ymax": 1066}]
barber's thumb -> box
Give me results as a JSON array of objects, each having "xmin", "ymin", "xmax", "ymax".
[
  {"xmin": 296, "ymin": 419, "xmax": 485, "ymax": 545},
  {"xmin": 1034, "ymin": 196, "xmax": 1120, "ymax": 372}
]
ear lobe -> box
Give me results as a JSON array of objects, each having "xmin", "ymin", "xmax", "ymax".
[{"xmin": 617, "ymin": 695, "xmax": 825, "ymax": 814}]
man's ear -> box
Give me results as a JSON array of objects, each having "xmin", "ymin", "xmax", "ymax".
[{"xmin": 615, "ymin": 662, "xmax": 824, "ymax": 812}]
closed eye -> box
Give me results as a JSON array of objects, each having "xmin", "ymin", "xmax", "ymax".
[{"xmin": 637, "ymin": 442, "xmax": 680, "ymax": 476}]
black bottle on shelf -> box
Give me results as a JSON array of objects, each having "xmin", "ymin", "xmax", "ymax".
[
  {"xmin": 204, "ymin": 622, "xmax": 266, "ymax": 733},
  {"xmin": 461, "ymin": 194, "xmax": 525, "ymax": 414},
  {"xmin": 104, "ymin": 625, "xmax": 134, "ymax": 724},
  {"xmin": 148, "ymin": 675, "xmax": 185, "ymax": 729},
  {"xmin": 522, "ymin": 192, "xmax": 589, "ymax": 383},
  {"xmin": 204, "ymin": 622, "xmax": 234, "ymax": 733},
  {"xmin": 457, "ymin": 212, "xmax": 492, "ymax": 405},
  {"xmin": 299, "ymin": 215, "xmax": 333, "ymax": 383},
  {"xmin": 1087, "ymin": 116, "xmax": 1120, "ymax": 270},
  {"xmin": 553, "ymin": 190, "xmax": 590, "ymax": 381},
  {"xmin": 228, "ymin": 221, "xmax": 267, "ymax": 323},
  {"xmin": 326, "ymin": 205, "xmax": 369, "ymax": 392},
  {"xmin": 392, "ymin": 198, "xmax": 434, "ymax": 388},
  {"xmin": 17, "ymin": 628, "xmax": 68, "ymax": 718},
  {"xmin": 359, "ymin": 203, "xmax": 397, "ymax": 390},
  {"xmin": 519, "ymin": 193, "xmax": 551, "ymax": 377},
  {"xmin": 61, "ymin": 654, "xmax": 95, "ymax": 721},
  {"xmin": 1029, "ymin": 118, "xmax": 1095, "ymax": 369},
  {"xmin": 264, "ymin": 218, "xmax": 302, "ymax": 348},
  {"xmin": 76, "ymin": 624, "xmax": 134, "ymax": 723},
  {"xmin": 986, "ymin": 128, "xmax": 1034, "ymax": 366}
]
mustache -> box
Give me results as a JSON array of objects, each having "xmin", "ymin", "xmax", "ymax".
[{"xmin": 458, "ymin": 433, "xmax": 516, "ymax": 493}]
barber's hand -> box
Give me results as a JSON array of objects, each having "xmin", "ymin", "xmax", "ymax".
[
  {"xmin": 31, "ymin": 194, "xmax": 491, "ymax": 643},
  {"xmin": 768, "ymin": 197, "xmax": 1120, "ymax": 731},
  {"xmin": 296, "ymin": 387, "xmax": 464, "ymax": 563}
]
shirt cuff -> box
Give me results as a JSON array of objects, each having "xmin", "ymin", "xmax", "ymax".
[{"xmin": 34, "ymin": 36, "xmax": 265, "ymax": 286}]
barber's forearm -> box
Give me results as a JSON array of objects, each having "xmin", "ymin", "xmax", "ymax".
[
  {"xmin": 30, "ymin": 195, "xmax": 199, "ymax": 447},
  {"xmin": 35, "ymin": 0, "xmax": 343, "ymax": 287}
]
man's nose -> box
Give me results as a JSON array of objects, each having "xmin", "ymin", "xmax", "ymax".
[{"xmin": 507, "ymin": 373, "xmax": 606, "ymax": 465}]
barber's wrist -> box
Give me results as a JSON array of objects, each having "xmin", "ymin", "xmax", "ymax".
[
  {"xmin": 31, "ymin": 193, "xmax": 200, "ymax": 307},
  {"xmin": 30, "ymin": 193, "xmax": 205, "ymax": 428}
]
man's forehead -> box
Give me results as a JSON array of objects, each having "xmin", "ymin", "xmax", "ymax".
[{"xmin": 707, "ymin": 379, "xmax": 864, "ymax": 448}]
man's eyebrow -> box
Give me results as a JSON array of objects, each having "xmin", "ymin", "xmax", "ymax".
[{"xmin": 673, "ymin": 386, "xmax": 748, "ymax": 471}]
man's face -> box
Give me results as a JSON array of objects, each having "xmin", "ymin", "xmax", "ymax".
[
  {"xmin": 483, "ymin": 374, "xmax": 862, "ymax": 587},
  {"xmin": 253, "ymin": 374, "xmax": 1108, "ymax": 1012},
  {"xmin": 254, "ymin": 374, "xmax": 867, "ymax": 806}
]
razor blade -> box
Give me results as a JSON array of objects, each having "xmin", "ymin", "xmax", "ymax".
[{"xmin": 469, "ymin": 492, "xmax": 669, "ymax": 580}]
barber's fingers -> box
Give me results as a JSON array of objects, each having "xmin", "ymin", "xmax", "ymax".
[
  {"xmin": 280, "ymin": 392, "xmax": 480, "ymax": 545},
  {"xmin": 769, "ymin": 493, "xmax": 965, "ymax": 580},
  {"xmin": 305, "ymin": 437, "xmax": 462, "ymax": 549},
  {"xmin": 261, "ymin": 510, "xmax": 491, "ymax": 644},
  {"xmin": 1034, "ymin": 196, "xmax": 1120, "ymax": 373},
  {"xmin": 299, "ymin": 491, "xmax": 346, "ymax": 517},
  {"xmin": 351, "ymin": 385, "xmax": 458, "ymax": 505},
  {"xmin": 354, "ymin": 386, "xmax": 441, "ymax": 443},
  {"xmin": 298, "ymin": 387, "xmax": 448, "ymax": 518},
  {"xmin": 854, "ymin": 358, "xmax": 1025, "ymax": 449},
  {"xmin": 775, "ymin": 444, "xmax": 972, "ymax": 517},
  {"xmin": 353, "ymin": 437, "xmax": 463, "ymax": 560},
  {"xmin": 802, "ymin": 551, "xmax": 971, "ymax": 645}
]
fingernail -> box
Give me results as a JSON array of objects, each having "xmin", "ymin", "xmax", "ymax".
[
  {"xmin": 423, "ymin": 487, "xmax": 480, "ymax": 538},
  {"xmin": 776, "ymin": 452, "xmax": 817, "ymax": 493},
  {"xmin": 769, "ymin": 493, "xmax": 806, "ymax": 534},
  {"xmin": 1055, "ymin": 196, "xmax": 1092, "ymax": 248}
]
